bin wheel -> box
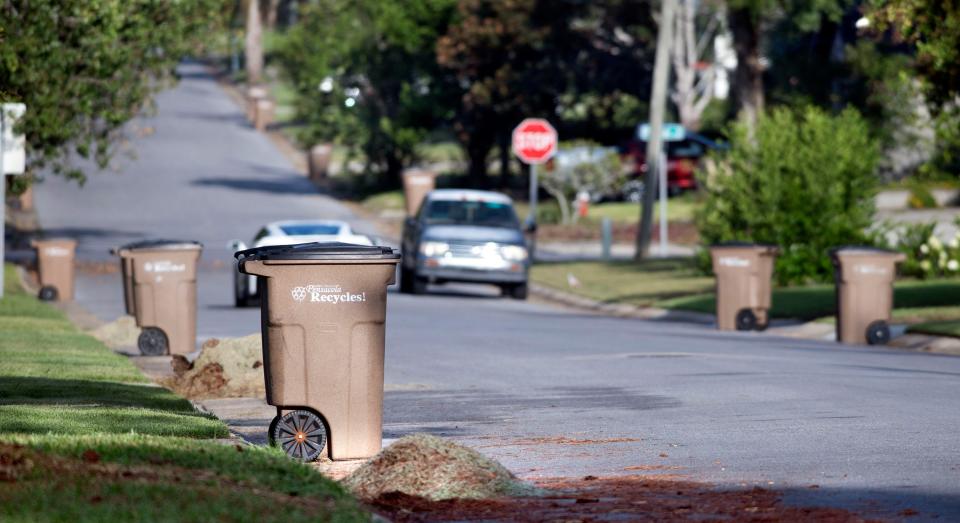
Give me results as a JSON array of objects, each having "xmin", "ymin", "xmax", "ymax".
[
  {"xmin": 38, "ymin": 286, "xmax": 59, "ymax": 302},
  {"xmin": 735, "ymin": 309, "xmax": 757, "ymax": 331},
  {"xmin": 138, "ymin": 327, "xmax": 169, "ymax": 356},
  {"xmin": 270, "ymin": 410, "xmax": 327, "ymax": 462},
  {"xmin": 865, "ymin": 320, "xmax": 891, "ymax": 345}
]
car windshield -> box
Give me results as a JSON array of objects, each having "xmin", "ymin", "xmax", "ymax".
[
  {"xmin": 423, "ymin": 200, "xmax": 518, "ymax": 228},
  {"xmin": 279, "ymin": 224, "xmax": 343, "ymax": 236}
]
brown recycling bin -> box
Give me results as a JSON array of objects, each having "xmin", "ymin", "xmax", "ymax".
[
  {"xmin": 32, "ymin": 238, "xmax": 77, "ymax": 302},
  {"xmin": 246, "ymin": 85, "xmax": 268, "ymax": 122},
  {"xmin": 710, "ymin": 243, "xmax": 779, "ymax": 331},
  {"xmin": 307, "ymin": 143, "xmax": 333, "ymax": 186},
  {"xmin": 114, "ymin": 240, "xmax": 202, "ymax": 356},
  {"xmin": 237, "ymin": 242, "xmax": 400, "ymax": 462},
  {"xmin": 401, "ymin": 169, "xmax": 436, "ymax": 216},
  {"xmin": 254, "ymin": 98, "xmax": 274, "ymax": 132},
  {"xmin": 830, "ymin": 247, "xmax": 905, "ymax": 345}
]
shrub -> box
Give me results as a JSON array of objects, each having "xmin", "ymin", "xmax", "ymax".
[
  {"xmin": 894, "ymin": 218, "xmax": 960, "ymax": 279},
  {"xmin": 696, "ymin": 106, "xmax": 881, "ymax": 285},
  {"xmin": 907, "ymin": 183, "xmax": 938, "ymax": 209}
]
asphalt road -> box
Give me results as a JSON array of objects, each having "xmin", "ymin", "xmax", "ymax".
[{"xmin": 31, "ymin": 62, "xmax": 960, "ymax": 520}]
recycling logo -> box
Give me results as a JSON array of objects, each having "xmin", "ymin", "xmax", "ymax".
[{"xmin": 291, "ymin": 286, "xmax": 307, "ymax": 302}]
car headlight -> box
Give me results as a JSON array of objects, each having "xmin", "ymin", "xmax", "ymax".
[
  {"xmin": 420, "ymin": 241, "xmax": 449, "ymax": 257},
  {"xmin": 500, "ymin": 244, "xmax": 528, "ymax": 261}
]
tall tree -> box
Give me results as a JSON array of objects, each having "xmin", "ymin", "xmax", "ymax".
[
  {"xmin": 670, "ymin": 0, "xmax": 722, "ymax": 131},
  {"xmin": 245, "ymin": 0, "xmax": 264, "ymax": 84},
  {"xmin": 0, "ymin": 0, "xmax": 227, "ymax": 183}
]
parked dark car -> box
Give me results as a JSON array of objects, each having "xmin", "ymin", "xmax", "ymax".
[
  {"xmin": 626, "ymin": 132, "xmax": 726, "ymax": 198},
  {"xmin": 400, "ymin": 189, "xmax": 530, "ymax": 299}
]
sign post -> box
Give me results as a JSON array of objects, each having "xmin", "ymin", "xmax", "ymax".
[
  {"xmin": 1, "ymin": 103, "xmax": 27, "ymax": 299},
  {"xmin": 512, "ymin": 118, "xmax": 557, "ymax": 259},
  {"xmin": 637, "ymin": 122, "xmax": 685, "ymax": 257}
]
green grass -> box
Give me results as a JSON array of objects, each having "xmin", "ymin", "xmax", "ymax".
[
  {"xmin": 0, "ymin": 264, "xmax": 366, "ymax": 522},
  {"xmin": 362, "ymin": 189, "xmax": 405, "ymax": 214},
  {"xmin": 587, "ymin": 194, "xmax": 701, "ymax": 223},
  {"xmin": 532, "ymin": 259, "xmax": 960, "ymax": 322},
  {"xmin": 906, "ymin": 320, "xmax": 960, "ymax": 338}
]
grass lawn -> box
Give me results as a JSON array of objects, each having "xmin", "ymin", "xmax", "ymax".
[
  {"xmin": 532, "ymin": 259, "xmax": 960, "ymax": 322},
  {"xmin": 906, "ymin": 320, "xmax": 960, "ymax": 338},
  {"xmin": 0, "ymin": 264, "xmax": 366, "ymax": 522}
]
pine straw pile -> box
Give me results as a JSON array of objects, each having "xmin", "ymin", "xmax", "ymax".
[
  {"xmin": 343, "ymin": 434, "xmax": 537, "ymax": 502},
  {"xmin": 163, "ymin": 335, "xmax": 265, "ymax": 399},
  {"xmin": 89, "ymin": 316, "xmax": 141, "ymax": 349}
]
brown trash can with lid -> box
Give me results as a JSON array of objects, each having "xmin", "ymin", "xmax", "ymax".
[
  {"xmin": 254, "ymin": 98, "xmax": 274, "ymax": 132},
  {"xmin": 246, "ymin": 85, "xmax": 268, "ymax": 122},
  {"xmin": 401, "ymin": 169, "xmax": 436, "ymax": 216},
  {"xmin": 111, "ymin": 245, "xmax": 138, "ymax": 316},
  {"xmin": 709, "ymin": 243, "xmax": 779, "ymax": 331},
  {"xmin": 237, "ymin": 242, "xmax": 401, "ymax": 462},
  {"xmin": 830, "ymin": 246, "xmax": 905, "ymax": 345},
  {"xmin": 117, "ymin": 240, "xmax": 202, "ymax": 356},
  {"xmin": 32, "ymin": 238, "xmax": 77, "ymax": 302}
]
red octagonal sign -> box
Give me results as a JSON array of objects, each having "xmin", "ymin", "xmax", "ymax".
[{"xmin": 512, "ymin": 118, "xmax": 557, "ymax": 165}]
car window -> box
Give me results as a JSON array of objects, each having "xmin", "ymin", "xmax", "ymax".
[
  {"xmin": 278, "ymin": 224, "xmax": 343, "ymax": 236},
  {"xmin": 423, "ymin": 200, "xmax": 519, "ymax": 229},
  {"xmin": 669, "ymin": 140, "xmax": 704, "ymax": 158},
  {"xmin": 254, "ymin": 228, "xmax": 269, "ymax": 241}
]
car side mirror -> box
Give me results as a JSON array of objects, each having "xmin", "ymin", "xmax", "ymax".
[{"xmin": 227, "ymin": 239, "xmax": 247, "ymax": 252}]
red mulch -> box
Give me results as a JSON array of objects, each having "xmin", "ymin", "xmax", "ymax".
[{"xmin": 368, "ymin": 475, "xmax": 880, "ymax": 522}]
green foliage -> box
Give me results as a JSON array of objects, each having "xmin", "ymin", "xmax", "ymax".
[
  {"xmin": 696, "ymin": 106, "xmax": 881, "ymax": 285},
  {"xmin": 892, "ymin": 220, "xmax": 960, "ymax": 279},
  {"xmin": 907, "ymin": 182, "xmax": 938, "ymax": 208},
  {"xmin": 919, "ymin": 105, "xmax": 960, "ymax": 180},
  {"xmin": 275, "ymin": 0, "xmax": 457, "ymax": 185},
  {"xmin": 540, "ymin": 142, "xmax": 624, "ymax": 224},
  {"xmin": 870, "ymin": 0, "xmax": 960, "ymax": 106},
  {"xmin": 0, "ymin": 0, "xmax": 228, "ymax": 183}
]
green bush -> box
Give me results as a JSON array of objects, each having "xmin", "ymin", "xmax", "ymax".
[
  {"xmin": 908, "ymin": 183, "xmax": 938, "ymax": 209},
  {"xmin": 696, "ymin": 106, "xmax": 881, "ymax": 285}
]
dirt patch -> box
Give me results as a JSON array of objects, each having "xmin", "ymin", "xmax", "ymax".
[
  {"xmin": 164, "ymin": 335, "xmax": 265, "ymax": 399},
  {"xmin": 89, "ymin": 316, "xmax": 141, "ymax": 349},
  {"xmin": 343, "ymin": 434, "xmax": 537, "ymax": 502},
  {"xmin": 371, "ymin": 474, "xmax": 879, "ymax": 522}
]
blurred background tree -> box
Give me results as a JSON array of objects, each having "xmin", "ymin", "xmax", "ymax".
[{"xmin": 0, "ymin": 0, "xmax": 229, "ymax": 185}]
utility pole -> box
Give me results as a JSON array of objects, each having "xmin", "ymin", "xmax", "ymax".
[{"xmin": 635, "ymin": 0, "xmax": 675, "ymax": 261}]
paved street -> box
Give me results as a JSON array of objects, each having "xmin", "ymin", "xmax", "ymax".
[{"xmin": 32, "ymin": 62, "xmax": 960, "ymax": 520}]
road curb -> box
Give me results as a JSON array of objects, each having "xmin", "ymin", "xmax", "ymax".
[{"xmin": 529, "ymin": 282, "xmax": 715, "ymax": 324}]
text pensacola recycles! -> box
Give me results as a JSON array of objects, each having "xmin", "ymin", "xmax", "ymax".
[{"xmin": 291, "ymin": 285, "xmax": 367, "ymax": 304}]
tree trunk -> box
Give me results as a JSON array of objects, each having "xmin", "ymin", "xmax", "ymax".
[
  {"xmin": 466, "ymin": 138, "xmax": 492, "ymax": 188},
  {"xmin": 498, "ymin": 130, "xmax": 511, "ymax": 188},
  {"xmin": 266, "ymin": 0, "xmax": 281, "ymax": 29},
  {"xmin": 728, "ymin": 7, "xmax": 764, "ymax": 130},
  {"xmin": 245, "ymin": 0, "xmax": 264, "ymax": 85}
]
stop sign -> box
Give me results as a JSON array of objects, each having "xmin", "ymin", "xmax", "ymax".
[{"xmin": 512, "ymin": 118, "xmax": 557, "ymax": 165}]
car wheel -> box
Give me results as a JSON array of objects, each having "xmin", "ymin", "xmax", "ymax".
[
  {"xmin": 399, "ymin": 266, "xmax": 415, "ymax": 294},
  {"xmin": 505, "ymin": 283, "xmax": 528, "ymax": 300},
  {"xmin": 411, "ymin": 275, "xmax": 428, "ymax": 295}
]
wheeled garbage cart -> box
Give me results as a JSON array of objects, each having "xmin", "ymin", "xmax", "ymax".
[
  {"xmin": 830, "ymin": 247, "xmax": 905, "ymax": 345},
  {"xmin": 236, "ymin": 242, "xmax": 401, "ymax": 462},
  {"xmin": 113, "ymin": 240, "xmax": 202, "ymax": 355},
  {"xmin": 710, "ymin": 243, "xmax": 779, "ymax": 331},
  {"xmin": 32, "ymin": 238, "xmax": 77, "ymax": 302}
]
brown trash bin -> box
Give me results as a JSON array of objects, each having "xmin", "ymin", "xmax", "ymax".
[
  {"xmin": 254, "ymin": 98, "xmax": 274, "ymax": 132},
  {"xmin": 401, "ymin": 169, "xmax": 436, "ymax": 216},
  {"xmin": 246, "ymin": 85, "xmax": 268, "ymax": 122},
  {"xmin": 307, "ymin": 143, "xmax": 333, "ymax": 186},
  {"xmin": 710, "ymin": 243, "xmax": 779, "ymax": 331},
  {"xmin": 237, "ymin": 242, "xmax": 401, "ymax": 462},
  {"xmin": 32, "ymin": 238, "xmax": 77, "ymax": 302},
  {"xmin": 115, "ymin": 240, "xmax": 203, "ymax": 356},
  {"xmin": 830, "ymin": 247, "xmax": 905, "ymax": 345}
]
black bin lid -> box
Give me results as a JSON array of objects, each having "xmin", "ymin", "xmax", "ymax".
[
  {"xmin": 235, "ymin": 242, "xmax": 399, "ymax": 262},
  {"xmin": 119, "ymin": 239, "xmax": 202, "ymax": 251}
]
